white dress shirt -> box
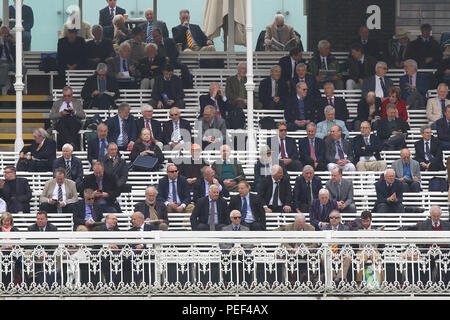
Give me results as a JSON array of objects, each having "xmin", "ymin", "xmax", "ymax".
[
  {"xmin": 51, "ymin": 182, "xmax": 67, "ymax": 204},
  {"xmin": 59, "ymin": 101, "xmax": 74, "ymax": 113},
  {"xmin": 269, "ymin": 177, "xmax": 281, "ymax": 206},
  {"xmin": 374, "ymin": 75, "xmax": 384, "ymax": 98},
  {"xmin": 242, "ymin": 194, "xmax": 254, "ymax": 223}
]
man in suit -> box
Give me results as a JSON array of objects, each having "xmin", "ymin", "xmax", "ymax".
[
  {"xmin": 135, "ymin": 103, "xmax": 163, "ymax": 149},
  {"xmin": 157, "ymin": 164, "xmax": 195, "ymax": 214},
  {"xmin": 57, "ymin": 28, "xmax": 87, "ymax": 76},
  {"xmin": 354, "ymin": 121, "xmax": 387, "ymax": 171},
  {"xmin": 253, "ymin": 145, "xmax": 288, "ymax": 193},
  {"xmin": 199, "ymin": 105, "xmax": 227, "ymax": 148},
  {"xmin": 414, "ymin": 124, "xmax": 445, "ymax": 171},
  {"xmin": 290, "ymin": 63, "xmax": 320, "ymax": 99},
  {"xmin": 325, "ymin": 125, "xmax": 356, "ymax": 171},
  {"xmin": 27, "ymin": 211, "xmax": 58, "ymax": 232},
  {"xmin": 53, "ymin": 144, "xmax": 84, "ymax": 191},
  {"xmin": 9, "ymin": 0, "xmax": 34, "ymax": 51},
  {"xmin": 266, "ymin": 122, "xmax": 303, "ymax": 171},
  {"xmin": 278, "ymin": 47, "xmax": 306, "ymax": 89},
  {"xmin": 351, "ymin": 25, "xmax": 382, "ymax": 60},
  {"xmin": 373, "ymin": 169, "xmax": 404, "ymax": 213},
  {"xmin": 258, "ymin": 65, "xmax": 289, "ymax": 109},
  {"xmin": 20, "ymin": 128, "xmax": 56, "ymax": 172},
  {"xmin": 49, "ymin": 86, "xmax": 85, "ymax": 150},
  {"xmin": 225, "ymin": 62, "xmax": 262, "ymax": 109},
  {"xmin": 258, "ymin": 165, "xmax": 292, "ymax": 213},
  {"xmin": 427, "ymin": 83, "xmax": 449, "ymax": 127},
  {"xmin": 123, "ymin": 26, "xmax": 147, "ymax": 63},
  {"xmin": 172, "ymin": 9, "xmax": 215, "ymax": 51},
  {"xmin": 99, "ymin": 0, "xmax": 126, "ymax": 28},
  {"xmin": 326, "ymin": 168, "xmax": 356, "ymax": 213},
  {"xmin": 418, "ymin": 206, "xmax": 450, "ymax": 231},
  {"xmin": 264, "ymin": 13, "xmax": 299, "ymax": 51},
  {"xmin": 81, "ymin": 162, "xmax": 121, "ymax": 213},
  {"xmin": 0, "ymin": 26, "xmax": 17, "ymax": 94},
  {"xmin": 436, "ymin": 105, "xmax": 450, "ymax": 151},
  {"xmin": 309, "ymin": 188, "xmax": 338, "ymax": 230},
  {"xmin": 87, "ymin": 123, "xmax": 111, "ymax": 167},
  {"xmin": 178, "ymin": 143, "xmax": 208, "ymax": 185},
  {"xmin": 134, "ymin": 186, "xmax": 168, "ymax": 230},
  {"xmin": 85, "ymin": 25, "xmax": 115, "ymax": 69},
  {"xmin": 139, "ymin": 8, "xmax": 169, "ymax": 43},
  {"xmin": 318, "ymin": 82, "xmax": 349, "ymax": 123},
  {"xmin": 212, "ymin": 144, "xmax": 246, "ymax": 192},
  {"xmin": 151, "ymin": 64, "xmax": 185, "ymax": 109},
  {"xmin": 229, "ymin": 181, "xmax": 266, "ymax": 230},
  {"xmin": 190, "ymin": 185, "xmax": 229, "ymax": 231},
  {"xmin": 93, "ymin": 213, "xmax": 119, "ymax": 231},
  {"xmin": 129, "ymin": 212, "xmax": 156, "ymax": 234},
  {"xmin": 316, "ymin": 106, "xmax": 349, "ymax": 140},
  {"xmin": 39, "ymin": 168, "xmax": 78, "ymax": 213},
  {"xmin": 73, "ymin": 188, "xmax": 104, "ymax": 230},
  {"xmin": 293, "ymin": 165, "xmax": 322, "ymax": 213},
  {"xmin": 355, "ymin": 91, "xmax": 382, "ymax": 130},
  {"xmin": 409, "ymin": 23, "xmax": 442, "ymax": 69},
  {"xmin": 298, "ymin": 123, "xmax": 327, "ymax": 171},
  {"xmin": 376, "ymin": 104, "xmax": 410, "ymax": 151},
  {"xmin": 80, "ymin": 62, "xmax": 120, "ymax": 110},
  {"xmin": 0, "ymin": 166, "xmax": 32, "ymax": 213},
  {"xmin": 284, "ymin": 82, "xmax": 314, "ymax": 131},
  {"xmin": 199, "ymin": 82, "xmax": 232, "ymax": 122},
  {"xmin": 152, "ymin": 28, "xmax": 179, "ymax": 67},
  {"xmin": 107, "ymin": 42, "xmax": 138, "ymax": 89},
  {"xmin": 162, "ymin": 107, "xmax": 192, "ymax": 148},
  {"xmin": 346, "ymin": 43, "xmax": 377, "ymax": 90},
  {"xmin": 137, "ymin": 43, "xmax": 166, "ymax": 89},
  {"xmin": 102, "ymin": 143, "xmax": 128, "ymax": 190},
  {"xmin": 275, "ymin": 212, "xmax": 315, "ymax": 232},
  {"xmin": 106, "ymin": 102, "xmax": 137, "ymax": 151},
  {"xmin": 362, "ymin": 61, "xmax": 394, "ymax": 99},
  {"xmin": 221, "ymin": 210, "xmax": 250, "ymax": 231},
  {"xmin": 192, "ymin": 166, "xmax": 229, "ymax": 204},
  {"xmin": 399, "ymin": 59, "xmax": 429, "ymax": 109},
  {"xmin": 391, "ymin": 148, "xmax": 422, "ymax": 192},
  {"xmin": 307, "ymin": 40, "xmax": 343, "ymax": 89}
]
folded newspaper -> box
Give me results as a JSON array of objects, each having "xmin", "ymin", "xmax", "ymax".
[{"xmin": 270, "ymin": 37, "xmax": 297, "ymax": 51}]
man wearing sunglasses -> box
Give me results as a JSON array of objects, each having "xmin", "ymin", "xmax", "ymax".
[
  {"xmin": 362, "ymin": 61, "xmax": 393, "ymax": 100},
  {"xmin": 266, "ymin": 122, "xmax": 303, "ymax": 171},
  {"xmin": 285, "ymin": 82, "xmax": 314, "ymax": 131},
  {"xmin": 73, "ymin": 188, "xmax": 105, "ymax": 230},
  {"xmin": 162, "ymin": 107, "xmax": 192, "ymax": 149},
  {"xmin": 157, "ymin": 164, "xmax": 194, "ymax": 214}
]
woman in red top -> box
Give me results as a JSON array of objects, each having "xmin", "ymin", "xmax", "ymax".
[{"xmin": 381, "ymin": 86, "xmax": 408, "ymax": 121}]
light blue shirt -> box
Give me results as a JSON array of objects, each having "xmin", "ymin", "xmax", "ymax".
[
  {"xmin": 84, "ymin": 201, "xmax": 93, "ymax": 221},
  {"xmin": 242, "ymin": 194, "xmax": 254, "ymax": 223},
  {"xmin": 98, "ymin": 138, "xmax": 108, "ymax": 157},
  {"xmin": 165, "ymin": 178, "xmax": 186, "ymax": 208},
  {"xmin": 316, "ymin": 119, "xmax": 349, "ymax": 140}
]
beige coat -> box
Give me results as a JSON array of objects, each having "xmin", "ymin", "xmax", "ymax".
[
  {"xmin": 40, "ymin": 178, "xmax": 78, "ymax": 205},
  {"xmin": 264, "ymin": 23, "xmax": 299, "ymax": 50},
  {"xmin": 274, "ymin": 222, "xmax": 316, "ymax": 249},
  {"xmin": 61, "ymin": 21, "xmax": 94, "ymax": 40},
  {"xmin": 426, "ymin": 97, "xmax": 450, "ymax": 124},
  {"xmin": 49, "ymin": 99, "xmax": 85, "ymax": 121}
]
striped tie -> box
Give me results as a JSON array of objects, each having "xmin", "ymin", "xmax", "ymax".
[
  {"xmin": 57, "ymin": 184, "xmax": 63, "ymax": 213},
  {"xmin": 186, "ymin": 29, "xmax": 195, "ymax": 49},
  {"xmin": 310, "ymin": 139, "xmax": 316, "ymax": 161},
  {"xmin": 122, "ymin": 120, "xmax": 129, "ymax": 147},
  {"xmin": 65, "ymin": 160, "xmax": 72, "ymax": 180}
]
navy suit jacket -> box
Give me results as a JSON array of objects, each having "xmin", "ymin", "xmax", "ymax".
[
  {"xmin": 81, "ymin": 173, "xmax": 120, "ymax": 209},
  {"xmin": 317, "ymin": 97, "xmax": 349, "ymax": 122},
  {"xmin": 309, "ymin": 199, "xmax": 339, "ymax": 230},
  {"xmin": 192, "ymin": 178, "xmax": 229, "ymax": 204},
  {"xmin": 151, "ymin": 74, "xmax": 184, "ymax": 103},
  {"xmin": 52, "ymin": 156, "xmax": 84, "ymax": 189},
  {"xmin": 284, "ymin": 95, "xmax": 315, "ymax": 123},
  {"xmin": 0, "ymin": 177, "xmax": 32, "ymax": 213},
  {"xmin": 352, "ymin": 134, "xmax": 383, "ymax": 161},
  {"xmin": 162, "ymin": 119, "xmax": 192, "ymax": 145},
  {"xmin": 258, "ymin": 176, "xmax": 293, "ymax": 208},
  {"xmin": 414, "ymin": 137, "xmax": 444, "ymax": 168},
  {"xmin": 399, "ymin": 73, "xmax": 429, "ymax": 100},
  {"xmin": 266, "ymin": 136, "xmax": 299, "ymax": 161},
  {"xmin": 376, "ymin": 117, "xmax": 410, "ymax": 141},
  {"xmin": 199, "ymin": 93, "xmax": 232, "ymax": 119},
  {"xmin": 229, "ymin": 193, "xmax": 266, "ymax": 229},
  {"xmin": 156, "ymin": 175, "xmax": 191, "ymax": 207},
  {"xmin": 436, "ymin": 118, "xmax": 450, "ymax": 142},
  {"xmin": 293, "ymin": 176, "xmax": 323, "ymax": 210},
  {"xmin": 172, "ymin": 24, "xmax": 209, "ymax": 50},
  {"xmin": 374, "ymin": 179, "xmax": 403, "ymax": 207},
  {"xmin": 258, "ymin": 76, "xmax": 289, "ymax": 109},
  {"xmin": 21, "ymin": 138, "xmax": 57, "ymax": 172},
  {"xmin": 362, "ymin": 76, "xmax": 394, "ymax": 98},
  {"xmin": 72, "ymin": 200, "xmax": 104, "ymax": 230},
  {"xmin": 278, "ymin": 55, "xmax": 307, "ymax": 83},
  {"xmin": 129, "ymin": 224, "xmax": 156, "ymax": 232},
  {"xmin": 135, "ymin": 118, "xmax": 163, "ymax": 142},
  {"xmin": 298, "ymin": 137, "xmax": 326, "ymax": 167},
  {"xmin": 99, "ymin": 6, "xmax": 126, "ymax": 27},
  {"xmin": 190, "ymin": 196, "xmax": 229, "ymax": 230},
  {"xmin": 87, "ymin": 136, "xmax": 112, "ymax": 166},
  {"xmin": 290, "ymin": 74, "xmax": 321, "ymax": 99},
  {"xmin": 106, "ymin": 114, "xmax": 138, "ymax": 145}
]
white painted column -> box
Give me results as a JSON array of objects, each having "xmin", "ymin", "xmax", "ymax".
[
  {"xmin": 245, "ymin": 0, "xmax": 256, "ymax": 153},
  {"xmin": 14, "ymin": 0, "xmax": 24, "ymax": 153}
]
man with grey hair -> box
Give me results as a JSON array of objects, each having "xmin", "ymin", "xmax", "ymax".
[
  {"xmin": 309, "ymin": 188, "xmax": 338, "ymax": 230},
  {"xmin": 81, "ymin": 62, "xmax": 120, "ymax": 109},
  {"xmin": 258, "ymin": 65, "xmax": 289, "ymax": 109},
  {"xmin": 276, "ymin": 212, "xmax": 315, "ymax": 232},
  {"xmin": 225, "ymin": 62, "xmax": 263, "ymax": 109},
  {"xmin": 107, "ymin": 41, "xmax": 138, "ymax": 88},
  {"xmin": 308, "ymin": 39, "xmax": 343, "ymax": 89},
  {"xmin": 124, "ymin": 26, "xmax": 146, "ymax": 62},
  {"xmin": 298, "ymin": 123, "xmax": 327, "ymax": 171},
  {"xmin": 190, "ymin": 184, "xmax": 229, "ymax": 231},
  {"xmin": 284, "ymin": 81, "xmax": 314, "ymax": 131},
  {"xmin": 136, "ymin": 103, "xmax": 163, "ymax": 146},
  {"xmin": 137, "ymin": 42, "xmax": 166, "ymax": 89},
  {"xmin": 418, "ymin": 206, "xmax": 450, "ymax": 230},
  {"xmin": 414, "ymin": 124, "xmax": 445, "ymax": 171},
  {"xmin": 258, "ymin": 164, "xmax": 293, "ymax": 214},
  {"xmin": 325, "ymin": 125, "xmax": 355, "ymax": 172},
  {"xmin": 103, "ymin": 14, "xmax": 128, "ymax": 50},
  {"xmin": 318, "ymin": 82, "xmax": 349, "ymax": 123},
  {"xmin": 134, "ymin": 186, "xmax": 168, "ymax": 230},
  {"xmin": 199, "ymin": 82, "xmax": 233, "ymax": 124},
  {"xmin": 86, "ymin": 24, "xmax": 115, "ymax": 69},
  {"xmin": 53, "ymin": 143, "xmax": 84, "ymax": 190},
  {"xmin": 172, "ymin": 9, "xmax": 215, "ymax": 51},
  {"xmin": 200, "ymin": 105, "xmax": 227, "ymax": 148},
  {"xmin": 316, "ymin": 106, "xmax": 349, "ymax": 140},
  {"xmin": 19, "ymin": 128, "xmax": 56, "ymax": 172},
  {"xmin": 106, "ymin": 102, "xmax": 137, "ymax": 151},
  {"xmin": 426, "ymin": 83, "xmax": 449, "ymax": 127},
  {"xmin": 222, "ymin": 210, "xmax": 250, "ymax": 231},
  {"xmin": 293, "ymin": 165, "xmax": 323, "ymax": 213},
  {"xmin": 362, "ymin": 61, "xmax": 393, "ymax": 99},
  {"xmin": 399, "ymin": 59, "xmax": 429, "ymax": 109},
  {"xmin": 291, "ymin": 62, "xmax": 320, "ymax": 99},
  {"xmin": 374, "ymin": 168, "xmax": 404, "ymax": 213},
  {"xmin": 326, "ymin": 167, "xmax": 356, "ymax": 213},
  {"xmin": 264, "ymin": 13, "xmax": 299, "ymax": 51},
  {"xmin": 391, "ymin": 148, "xmax": 422, "ymax": 192},
  {"xmin": 138, "ymin": 8, "xmax": 169, "ymax": 43},
  {"xmin": 353, "ymin": 121, "xmax": 387, "ymax": 171}
]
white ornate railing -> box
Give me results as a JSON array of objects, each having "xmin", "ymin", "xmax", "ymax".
[{"xmin": 2, "ymin": 231, "xmax": 450, "ymax": 297}]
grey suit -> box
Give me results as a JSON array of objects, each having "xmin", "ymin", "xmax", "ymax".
[
  {"xmin": 49, "ymin": 99, "xmax": 85, "ymax": 121},
  {"xmin": 200, "ymin": 115, "xmax": 227, "ymax": 143},
  {"xmin": 325, "ymin": 138, "xmax": 356, "ymax": 171},
  {"xmin": 222, "ymin": 224, "xmax": 250, "ymax": 231},
  {"xmin": 107, "ymin": 56, "xmax": 137, "ymax": 78},
  {"xmin": 417, "ymin": 219, "xmax": 450, "ymax": 231},
  {"xmin": 391, "ymin": 158, "xmax": 422, "ymax": 192},
  {"xmin": 325, "ymin": 178, "xmax": 356, "ymax": 213},
  {"xmin": 220, "ymin": 224, "xmax": 251, "ymax": 250},
  {"xmin": 362, "ymin": 75, "xmax": 394, "ymax": 98}
]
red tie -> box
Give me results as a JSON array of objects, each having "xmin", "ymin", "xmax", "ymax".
[
  {"xmin": 280, "ymin": 139, "xmax": 286, "ymax": 159},
  {"xmin": 146, "ymin": 120, "xmax": 150, "ymax": 129},
  {"xmin": 310, "ymin": 139, "xmax": 316, "ymax": 161},
  {"xmin": 214, "ymin": 101, "xmax": 221, "ymax": 117},
  {"xmin": 96, "ymin": 179, "xmax": 102, "ymax": 203},
  {"xmin": 328, "ymin": 98, "xmax": 334, "ymax": 106}
]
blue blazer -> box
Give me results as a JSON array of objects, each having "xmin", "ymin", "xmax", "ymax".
[
  {"xmin": 309, "ymin": 199, "xmax": 339, "ymax": 230},
  {"xmin": 72, "ymin": 200, "xmax": 104, "ymax": 231},
  {"xmin": 172, "ymin": 24, "xmax": 209, "ymax": 50},
  {"xmin": 135, "ymin": 118, "xmax": 163, "ymax": 142},
  {"xmin": 52, "ymin": 156, "xmax": 84, "ymax": 189},
  {"xmin": 298, "ymin": 137, "xmax": 326, "ymax": 167},
  {"xmin": 374, "ymin": 179, "xmax": 403, "ymax": 208},
  {"xmin": 293, "ymin": 176, "xmax": 323, "ymax": 210},
  {"xmin": 156, "ymin": 175, "xmax": 191, "ymax": 207},
  {"xmin": 290, "ymin": 74, "xmax": 321, "ymax": 99},
  {"xmin": 199, "ymin": 93, "xmax": 232, "ymax": 118},
  {"xmin": 21, "ymin": 138, "xmax": 57, "ymax": 172},
  {"xmin": 258, "ymin": 76, "xmax": 289, "ymax": 109},
  {"xmin": 362, "ymin": 75, "xmax": 394, "ymax": 98},
  {"xmin": 399, "ymin": 73, "xmax": 429, "ymax": 100},
  {"xmin": 266, "ymin": 136, "xmax": 299, "ymax": 161},
  {"xmin": 87, "ymin": 136, "xmax": 112, "ymax": 166},
  {"xmin": 284, "ymin": 95, "xmax": 315, "ymax": 124},
  {"xmin": 99, "ymin": 6, "xmax": 126, "ymax": 27},
  {"xmin": 106, "ymin": 114, "xmax": 138, "ymax": 145},
  {"xmin": 437, "ymin": 118, "xmax": 450, "ymax": 142},
  {"xmin": 317, "ymin": 96, "xmax": 349, "ymax": 122}
]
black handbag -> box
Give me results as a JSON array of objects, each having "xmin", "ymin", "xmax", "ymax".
[
  {"xmin": 39, "ymin": 53, "xmax": 58, "ymax": 73},
  {"xmin": 130, "ymin": 155, "xmax": 158, "ymax": 171},
  {"xmin": 16, "ymin": 157, "xmax": 30, "ymax": 171}
]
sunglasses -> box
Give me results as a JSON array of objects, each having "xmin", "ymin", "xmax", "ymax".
[
  {"xmin": 232, "ymin": 217, "xmax": 242, "ymax": 220},
  {"xmin": 63, "ymin": 94, "xmax": 72, "ymax": 97},
  {"xmin": 279, "ymin": 129, "xmax": 287, "ymax": 132},
  {"xmin": 170, "ymin": 113, "xmax": 179, "ymax": 116},
  {"xmin": 329, "ymin": 216, "xmax": 340, "ymax": 219},
  {"xmin": 168, "ymin": 170, "xmax": 178, "ymax": 173},
  {"xmin": 86, "ymin": 197, "xmax": 95, "ymax": 200}
]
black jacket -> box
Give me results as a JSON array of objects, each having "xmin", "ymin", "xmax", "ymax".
[
  {"xmin": 192, "ymin": 178, "xmax": 229, "ymax": 204},
  {"xmin": 72, "ymin": 200, "xmax": 105, "ymax": 230},
  {"xmin": 27, "ymin": 223, "xmax": 58, "ymax": 232},
  {"xmin": 102, "ymin": 156, "xmax": 129, "ymax": 187},
  {"xmin": 135, "ymin": 118, "xmax": 163, "ymax": 142},
  {"xmin": 284, "ymin": 95, "xmax": 315, "ymax": 124},
  {"xmin": 317, "ymin": 96, "xmax": 349, "ymax": 122},
  {"xmin": 258, "ymin": 176, "xmax": 293, "ymax": 209},
  {"xmin": 0, "ymin": 177, "xmax": 32, "ymax": 213},
  {"xmin": 293, "ymin": 176, "xmax": 323, "ymax": 210},
  {"xmin": 129, "ymin": 141, "xmax": 165, "ymax": 170},
  {"xmin": 376, "ymin": 118, "xmax": 410, "ymax": 140},
  {"xmin": 266, "ymin": 136, "xmax": 299, "ymax": 161},
  {"xmin": 85, "ymin": 38, "xmax": 115, "ymax": 65},
  {"xmin": 414, "ymin": 137, "xmax": 444, "ymax": 170},
  {"xmin": 21, "ymin": 138, "xmax": 57, "ymax": 172},
  {"xmin": 57, "ymin": 36, "xmax": 87, "ymax": 73},
  {"xmin": 80, "ymin": 73, "xmax": 120, "ymax": 109},
  {"xmin": 190, "ymin": 196, "xmax": 229, "ymax": 230},
  {"xmin": 53, "ymin": 156, "xmax": 84, "ymax": 190},
  {"xmin": 151, "ymin": 74, "xmax": 184, "ymax": 104},
  {"xmin": 136, "ymin": 54, "xmax": 167, "ymax": 79},
  {"xmin": 134, "ymin": 201, "xmax": 168, "ymax": 224},
  {"xmin": 352, "ymin": 134, "xmax": 383, "ymax": 161},
  {"xmin": 81, "ymin": 173, "xmax": 120, "ymax": 210}
]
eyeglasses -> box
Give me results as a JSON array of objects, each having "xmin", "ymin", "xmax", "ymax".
[
  {"xmin": 86, "ymin": 197, "xmax": 94, "ymax": 200},
  {"xmin": 329, "ymin": 216, "xmax": 340, "ymax": 219},
  {"xmin": 279, "ymin": 129, "xmax": 287, "ymax": 132},
  {"xmin": 301, "ymin": 88, "xmax": 309, "ymax": 91},
  {"xmin": 63, "ymin": 94, "xmax": 72, "ymax": 97},
  {"xmin": 232, "ymin": 217, "xmax": 242, "ymax": 219},
  {"xmin": 168, "ymin": 170, "xmax": 178, "ymax": 173}
]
